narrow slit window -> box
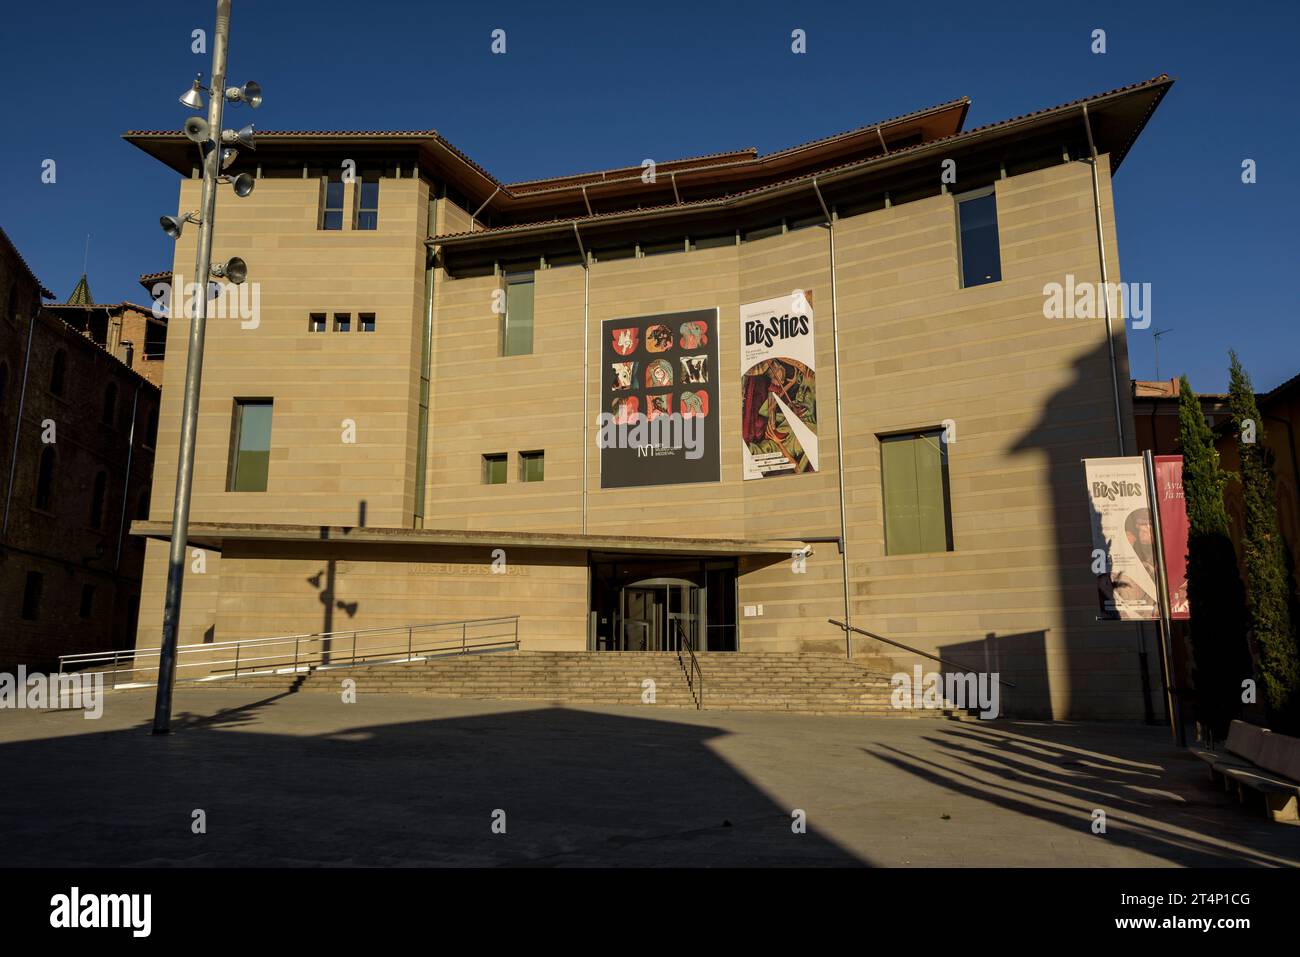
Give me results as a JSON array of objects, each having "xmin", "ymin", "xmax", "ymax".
[
  {"xmin": 502, "ymin": 272, "xmax": 534, "ymax": 356},
  {"xmin": 356, "ymin": 176, "xmax": 380, "ymax": 230},
  {"xmin": 957, "ymin": 188, "xmax": 1002, "ymax": 288},
  {"xmin": 228, "ymin": 399, "xmax": 273, "ymax": 492},
  {"xmin": 320, "ymin": 175, "xmax": 346, "ymax": 230}
]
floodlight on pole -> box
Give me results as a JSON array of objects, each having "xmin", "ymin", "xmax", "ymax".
[
  {"xmin": 221, "ymin": 123, "xmax": 256, "ymax": 150},
  {"xmin": 220, "ymin": 147, "xmax": 238, "ymax": 170},
  {"xmin": 225, "ymin": 80, "xmax": 262, "ymax": 108},
  {"xmin": 209, "ymin": 257, "xmax": 247, "ymax": 284},
  {"xmin": 179, "ymin": 74, "xmax": 205, "ymax": 111},
  {"xmin": 159, "ymin": 211, "xmax": 200, "ymax": 239}
]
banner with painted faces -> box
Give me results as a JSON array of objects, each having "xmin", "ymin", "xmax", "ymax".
[
  {"xmin": 1084, "ymin": 456, "xmax": 1160, "ymax": 620},
  {"xmin": 599, "ymin": 308, "xmax": 720, "ymax": 489},
  {"xmin": 740, "ymin": 290, "xmax": 818, "ymax": 480}
]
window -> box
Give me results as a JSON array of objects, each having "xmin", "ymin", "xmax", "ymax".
[
  {"xmin": 102, "ymin": 382, "xmax": 117, "ymax": 426},
  {"xmin": 359, "ymin": 313, "xmax": 376, "ymax": 333},
  {"xmin": 35, "ymin": 446, "xmax": 55, "ymax": 510},
  {"xmin": 356, "ymin": 176, "xmax": 379, "ymax": 230},
  {"xmin": 309, "ymin": 313, "xmax": 327, "ymax": 333},
  {"xmin": 880, "ymin": 430, "xmax": 953, "ymax": 556},
  {"xmin": 228, "ymin": 399, "xmax": 273, "ymax": 492},
  {"xmin": 502, "ymin": 272, "xmax": 534, "ymax": 356},
  {"xmin": 50, "ymin": 350, "xmax": 66, "ymax": 396},
  {"xmin": 520, "ymin": 451, "xmax": 545, "ymax": 483},
  {"xmin": 22, "ymin": 571, "xmax": 43, "ymax": 620},
  {"xmin": 79, "ymin": 584, "xmax": 95, "ymax": 619},
  {"xmin": 320, "ymin": 174, "xmax": 346, "ymax": 230},
  {"xmin": 89, "ymin": 471, "xmax": 107, "ymax": 529},
  {"xmin": 333, "ymin": 313, "xmax": 351, "ymax": 333},
  {"xmin": 0, "ymin": 362, "xmax": 8, "ymax": 406},
  {"xmin": 483, "ymin": 453, "xmax": 507, "ymax": 485},
  {"xmin": 957, "ymin": 187, "xmax": 1002, "ymax": 287}
]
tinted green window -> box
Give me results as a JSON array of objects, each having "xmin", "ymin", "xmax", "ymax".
[
  {"xmin": 957, "ymin": 190, "xmax": 1002, "ymax": 287},
  {"xmin": 483, "ymin": 453, "xmax": 507, "ymax": 485},
  {"xmin": 521, "ymin": 451, "xmax": 544, "ymax": 483},
  {"xmin": 502, "ymin": 273, "xmax": 534, "ymax": 356},
  {"xmin": 229, "ymin": 400, "xmax": 273, "ymax": 492},
  {"xmin": 881, "ymin": 431, "xmax": 953, "ymax": 555}
]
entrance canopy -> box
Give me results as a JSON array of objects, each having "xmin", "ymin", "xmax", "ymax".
[{"xmin": 130, "ymin": 521, "xmax": 808, "ymax": 558}]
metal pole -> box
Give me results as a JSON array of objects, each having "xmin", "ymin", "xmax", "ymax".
[
  {"xmin": 813, "ymin": 178, "xmax": 853, "ymax": 657},
  {"xmin": 1082, "ymin": 104, "xmax": 1126, "ymax": 456},
  {"xmin": 152, "ymin": 0, "xmax": 231, "ymax": 734},
  {"xmin": 1143, "ymin": 450, "xmax": 1182, "ymax": 746}
]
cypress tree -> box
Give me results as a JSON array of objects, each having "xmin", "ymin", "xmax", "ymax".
[
  {"xmin": 1227, "ymin": 353, "xmax": 1300, "ymax": 732},
  {"xmin": 1178, "ymin": 375, "xmax": 1250, "ymax": 742}
]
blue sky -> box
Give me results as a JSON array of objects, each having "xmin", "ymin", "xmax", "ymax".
[{"xmin": 1, "ymin": 0, "xmax": 1295, "ymax": 394}]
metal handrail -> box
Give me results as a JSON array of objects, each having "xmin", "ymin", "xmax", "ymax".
[
  {"xmin": 828, "ymin": 618, "xmax": 1017, "ymax": 688},
  {"xmin": 673, "ymin": 618, "xmax": 703, "ymax": 709},
  {"xmin": 58, "ymin": 617, "xmax": 512, "ymax": 662},
  {"xmin": 58, "ymin": 616, "xmax": 521, "ymax": 686}
]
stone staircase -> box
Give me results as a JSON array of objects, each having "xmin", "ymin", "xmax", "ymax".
[{"xmin": 205, "ymin": 651, "xmax": 970, "ymax": 718}]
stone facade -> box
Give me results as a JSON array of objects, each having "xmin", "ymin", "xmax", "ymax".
[{"xmin": 128, "ymin": 77, "xmax": 1173, "ymax": 718}]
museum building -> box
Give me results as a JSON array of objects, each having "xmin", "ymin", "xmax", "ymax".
[{"xmin": 124, "ymin": 75, "xmax": 1173, "ymax": 719}]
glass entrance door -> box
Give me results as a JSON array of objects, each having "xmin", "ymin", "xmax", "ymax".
[
  {"xmin": 619, "ymin": 580, "xmax": 698, "ymax": 651},
  {"xmin": 590, "ymin": 557, "xmax": 735, "ymax": 652}
]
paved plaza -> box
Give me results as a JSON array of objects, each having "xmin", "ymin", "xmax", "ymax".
[{"xmin": 1, "ymin": 687, "xmax": 1297, "ymax": 867}]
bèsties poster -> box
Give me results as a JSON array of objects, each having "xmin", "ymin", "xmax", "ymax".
[
  {"xmin": 740, "ymin": 290, "xmax": 818, "ymax": 480},
  {"xmin": 1084, "ymin": 456, "xmax": 1160, "ymax": 621}
]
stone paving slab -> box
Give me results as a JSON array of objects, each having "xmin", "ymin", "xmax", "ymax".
[{"xmin": 1, "ymin": 687, "xmax": 1297, "ymax": 867}]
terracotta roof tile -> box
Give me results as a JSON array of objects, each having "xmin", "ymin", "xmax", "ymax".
[{"xmin": 428, "ymin": 75, "xmax": 1171, "ymax": 243}]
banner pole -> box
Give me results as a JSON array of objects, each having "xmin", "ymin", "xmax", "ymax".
[{"xmin": 1143, "ymin": 450, "xmax": 1183, "ymax": 747}]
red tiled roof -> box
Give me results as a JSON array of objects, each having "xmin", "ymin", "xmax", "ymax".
[{"xmin": 428, "ymin": 75, "xmax": 1171, "ymax": 244}]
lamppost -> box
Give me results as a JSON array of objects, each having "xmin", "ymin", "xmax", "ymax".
[{"xmin": 152, "ymin": 0, "xmax": 261, "ymax": 734}]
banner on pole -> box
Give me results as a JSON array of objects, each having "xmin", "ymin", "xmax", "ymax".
[
  {"xmin": 1152, "ymin": 454, "xmax": 1191, "ymax": 619},
  {"xmin": 1084, "ymin": 456, "xmax": 1160, "ymax": 621}
]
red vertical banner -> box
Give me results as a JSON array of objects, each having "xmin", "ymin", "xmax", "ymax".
[{"xmin": 1153, "ymin": 455, "xmax": 1191, "ymax": 619}]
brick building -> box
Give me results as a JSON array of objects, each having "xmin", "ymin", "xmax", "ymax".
[{"xmin": 0, "ymin": 227, "xmax": 160, "ymax": 669}]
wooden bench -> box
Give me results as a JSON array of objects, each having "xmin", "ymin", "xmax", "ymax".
[{"xmin": 1191, "ymin": 720, "xmax": 1300, "ymax": 824}]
